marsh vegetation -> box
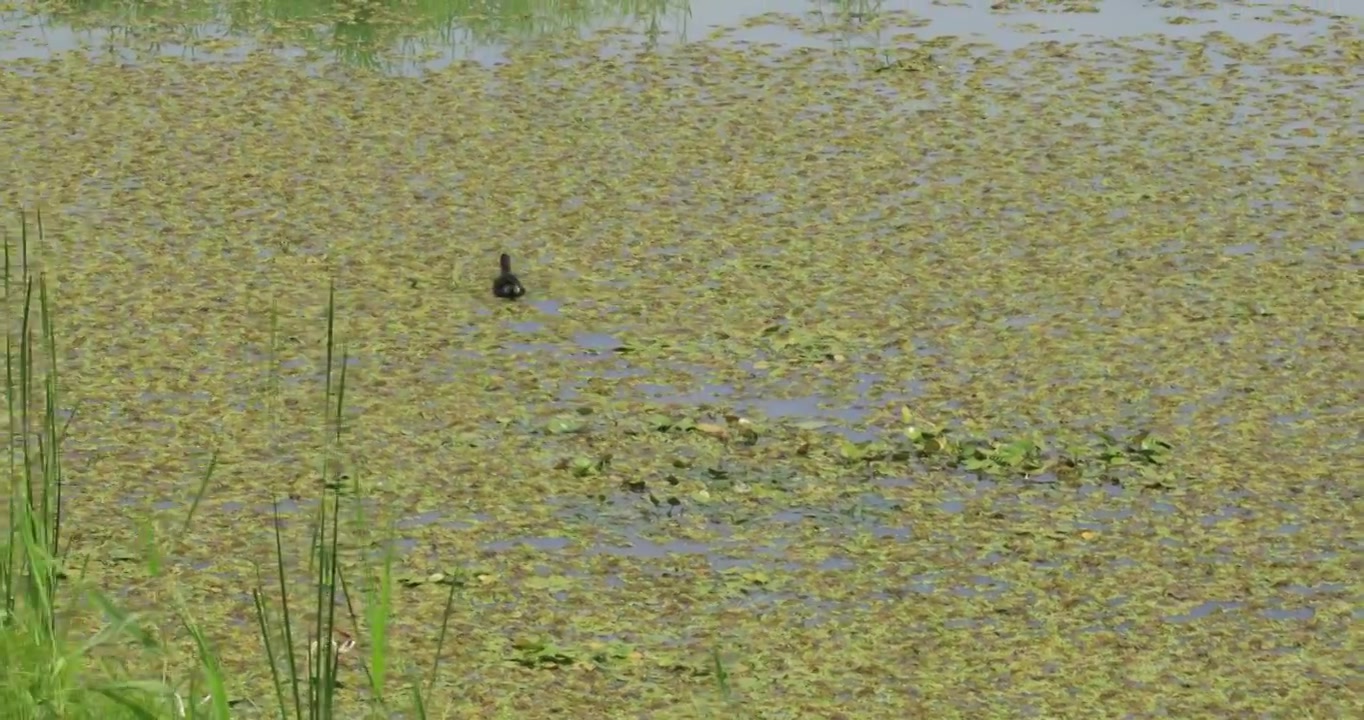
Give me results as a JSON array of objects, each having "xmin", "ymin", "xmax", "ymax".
[{"xmin": 1, "ymin": 0, "xmax": 1361, "ymax": 717}]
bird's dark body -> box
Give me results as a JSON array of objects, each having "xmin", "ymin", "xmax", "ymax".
[{"xmin": 493, "ymin": 253, "xmax": 525, "ymax": 299}]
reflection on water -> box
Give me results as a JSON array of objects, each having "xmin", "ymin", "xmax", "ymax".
[{"xmin": 1, "ymin": 0, "xmax": 1357, "ymax": 72}]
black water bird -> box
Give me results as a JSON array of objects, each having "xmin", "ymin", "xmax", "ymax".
[{"xmin": 493, "ymin": 253, "xmax": 526, "ymax": 299}]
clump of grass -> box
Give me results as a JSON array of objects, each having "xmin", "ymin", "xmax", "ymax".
[
  {"xmin": 1, "ymin": 208, "xmax": 454, "ymax": 718},
  {"xmin": 1, "ymin": 208, "xmax": 173, "ymax": 717}
]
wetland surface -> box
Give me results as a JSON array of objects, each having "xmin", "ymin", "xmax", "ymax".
[{"xmin": 2, "ymin": 0, "xmax": 1361, "ymax": 716}]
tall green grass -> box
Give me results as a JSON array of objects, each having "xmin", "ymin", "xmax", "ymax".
[
  {"xmin": 0, "ymin": 209, "xmax": 455, "ymax": 719},
  {"xmin": 0, "ymin": 208, "xmax": 165, "ymax": 718}
]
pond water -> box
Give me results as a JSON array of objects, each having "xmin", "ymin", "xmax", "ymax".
[
  {"xmin": 2, "ymin": 0, "xmax": 1360, "ymax": 70},
  {"xmin": 1, "ymin": 0, "xmax": 1360, "ymax": 716}
]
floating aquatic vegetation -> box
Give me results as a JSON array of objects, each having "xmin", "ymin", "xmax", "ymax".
[{"xmin": 1, "ymin": 3, "xmax": 1360, "ymax": 716}]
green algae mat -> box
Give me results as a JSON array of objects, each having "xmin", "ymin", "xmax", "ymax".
[{"xmin": 1, "ymin": 9, "xmax": 1361, "ymax": 718}]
